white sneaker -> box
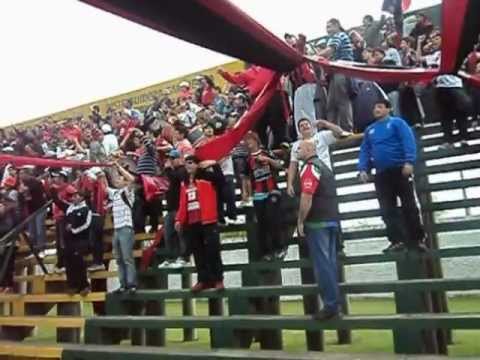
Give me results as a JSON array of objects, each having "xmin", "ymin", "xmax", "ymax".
[
  {"xmin": 169, "ymin": 258, "xmax": 188, "ymax": 269},
  {"xmin": 88, "ymin": 264, "xmax": 106, "ymax": 272},
  {"xmin": 157, "ymin": 260, "xmax": 171, "ymax": 268},
  {"xmin": 37, "ymin": 251, "xmax": 45, "ymax": 259},
  {"xmin": 24, "ymin": 254, "xmax": 35, "ymax": 260},
  {"xmin": 438, "ymin": 142, "xmax": 454, "ymax": 151},
  {"xmin": 53, "ymin": 266, "xmax": 66, "ymax": 274}
]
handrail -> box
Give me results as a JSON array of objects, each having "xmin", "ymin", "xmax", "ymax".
[{"xmin": 0, "ymin": 200, "xmax": 53, "ymax": 283}]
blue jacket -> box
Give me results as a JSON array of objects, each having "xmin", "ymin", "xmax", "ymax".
[{"xmin": 358, "ymin": 116, "xmax": 417, "ymax": 173}]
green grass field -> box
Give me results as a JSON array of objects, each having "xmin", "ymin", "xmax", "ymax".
[{"xmin": 25, "ymin": 296, "xmax": 480, "ymax": 357}]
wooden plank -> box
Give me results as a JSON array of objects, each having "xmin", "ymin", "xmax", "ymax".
[
  {"xmin": 0, "ymin": 316, "xmax": 84, "ymax": 328},
  {"xmin": 0, "ymin": 292, "xmax": 105, "ymax": 304},
  {"xmin": 0, "ymin": 341, "xmax": 62, "ymax": 358},
  {"xmin": 15, "ymin": 249, "xmax": 143, "ymax": 268},
  {"xmin": 61, "ymin": 343, "xmax": 465, "ymax": 360},
  {"xmin": 85, "ymin": 313, "xmax": 480, "ymax": 332},
  {"xmin": 107, "ymin": 278, "xmax": 480, "ymax": 303}
]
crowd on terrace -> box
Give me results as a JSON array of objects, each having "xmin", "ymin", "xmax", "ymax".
[{"xmin": 0, "ymin": 8, "xmax": 479, "ymax": 319}]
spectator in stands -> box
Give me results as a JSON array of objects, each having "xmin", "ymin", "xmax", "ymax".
[
  {"xmin": 316, "ymin": 18, "xmax": 354, "ymax": 132},
  {"xmin": 84, "ymin": 167, "xmax": 107, "ymax": 272},
  {"xmin": 50, "ymin": 170, "xmax": 75, "ymax": 274},
  {"xmin": 172, "ymin": 122, "xmax": 194, "ymax": 157},
  {"xmin": 287, "ymin": 118, "xmax": 348, "ymax": 197},
  {"xmin": 358, "ymin": 99, "xmax": 427, "ymax": 253},
  {"xmin": 159, "ymin": 149, "xmax": 190, "ymax": 268},
  {"xmin": 18, "ymin": 166, "xmax": 48, "ymax": 258},
  {"xmin": 51, "ymin": 188, "xmax": 92, "ymax": 296},
  {"xmin": 409, "ymin": 13, "xmax": 434, "ymax": 41},
  {"xmin": 101, "ymin": 124, "xmax": 119, "ymax": 157},
  {"xmin": 0, "ymin": 190, "xmax": 20, "ymax": 294},
  {"xmin": 417, "ymin": 32, "xmax": 472, "ymax": 149},
  {"xmin": 104, "ymin": 161, "xmax": 137, "ymax": 294},
  {"xmin": 362, "ymin": 14, "xmax": 386, "ymax": 49},
  {"xmin": 296, "ymin": 139, "xmax": 340, "ymax": 320},
  {"xmin": 349, "ymin": 30, "xmax": 366, "ymax": 63},
  {"xmin": 244, "ymin": 131, "xmax": 287, "ymax": 261},
  {"xmin": 290, "ymin": 34, "xmax": 318, "ymax": 135},
  {"xmin": 399, "ymin": 37, "xmax": 418, "ymax": 67},
  {"xmin": 178, "ymin": 81, "xmax": 193, "ymax": 100},
  {"xmin": 175, "ymin": 155, "xmax": 224, "ymax": 292},
  {"xmin": 472, "ymin": 61, "xmax": 480, "ymax": 124}
]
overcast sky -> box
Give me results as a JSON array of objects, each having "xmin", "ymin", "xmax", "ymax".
[{"xmin": 0, "ymin": 0, "xmax": 440, "ymax": 126}]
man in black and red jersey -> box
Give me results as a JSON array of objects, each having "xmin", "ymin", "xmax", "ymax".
[
  {"xmin": 175, "ymin": 155, "xmax": 225, "ymax": 293},
  {"xmin": 244, "ymin": 131, "xmax": 287, "ymax": 261}
]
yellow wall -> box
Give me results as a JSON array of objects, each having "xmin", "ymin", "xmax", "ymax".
[{"xmin": 18, "ymin": 60, "xmax": 245, "ymax": 128}]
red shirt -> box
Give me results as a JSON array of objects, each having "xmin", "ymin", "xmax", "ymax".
[
  {"xmin": 300, "ymin": 164, "xmax": 320, "ymax": 195},
  {"xmin": 201, "ymin": 86, "xmax": 216, "ymax": 106},
  {"xmin": 186, "ymin": 184, "xmax": 201, "ymax": 225},
  {"xmin": 219, "ymin": 66, "xmax": 275, "ymax": 98}
]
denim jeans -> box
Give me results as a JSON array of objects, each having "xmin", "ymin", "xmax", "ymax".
[
  {"xmin": 28, "ymin": 207, "xmax": 47, "ymax": 251},
  {"xmin": 305, "ymin": 225, "xmax": 340, "ymax": 313},
  {"xmin": 112, "ymin": 226, "xmax": 137, "ymax": 288},
  {"xmin": 164, "ymin": 211, "xmax": 181, "ymax": 260}
]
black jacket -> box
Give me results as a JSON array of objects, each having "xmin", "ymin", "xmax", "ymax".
[
  {"xmin": 54, "ymin": 198, "xmax": 92, "ymax": 242},
  {"xmin": 165, "ymin": 166, "xmax": 187, "ymax": 212}
]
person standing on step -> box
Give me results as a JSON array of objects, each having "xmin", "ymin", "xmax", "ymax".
[
  {"xmin": 159, "ymin": 149, "xmax": 190, "ymax": 269},
  {"xmin": 51, "ymin": 188, "xmax": 92, "ymax": 296},
  {"xmin": 175, "ymin": 155, "xmax": 224, "ymax": 293},
  {"xmin": 358, "ymin": 99, "xmax": 427, "ymax": 253},
  {"xmin": 296, "ymin": 139, "xmax": 341, "ymax": 320},
  {"xmin": 103, "ymin": 161, "xmax": 138, "ymax": 294},
  {"xmin": 244, "ymin": 131, "xmax": 287, "ymax": 261},
  {"xmin": 49, "ymin": 170, "xmax": 76, "ymax": 274}
]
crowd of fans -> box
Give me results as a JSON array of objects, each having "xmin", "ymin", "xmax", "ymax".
[{"xmin": 0, "ymin": 10, "xmax": 479, "ymax": 319}]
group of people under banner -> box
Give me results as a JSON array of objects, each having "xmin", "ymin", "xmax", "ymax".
[{"xmin": 1, "ymin": 11, "xmax": 479, "ymax": 320}]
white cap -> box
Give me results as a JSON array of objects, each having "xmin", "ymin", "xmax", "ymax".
[
  {"xmin": 101, "ymin": 124, "xmax": 112, "ymax": 134},
  {"xmin": 179, "ymin": 81, "xmax": 189, "ymax": 88}
]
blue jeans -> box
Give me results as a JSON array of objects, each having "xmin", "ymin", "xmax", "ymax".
[
  {"xmin": 305, "ymin": 226, "xmax": 340, "ymax": 313},
  {"xmin": 28, "ymin": 208, "xmax": 47, "ymax": 251},
  {"xmin": 112, "ymin": 226, "xmax": 137, "ymax": 288}
]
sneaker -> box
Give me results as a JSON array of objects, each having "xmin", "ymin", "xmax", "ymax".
[
  {"xmin": 312, "ymin": 309, "xmax": 341, "ymax": 321},
  {"xmin": 66, "ymin": 288, "xmax": 77, "ymax": 296},
  {"xmin": 1, "ymin": 287, "xmax": 13, "ymax": 294},
  {"xmin": 127, "ymin": 286, "xmax": 137, "ymax": 295},
  {"xmin": 169, "ymin": 258, "xmax": 188, "ymax": 269},
  {"xmin": 337, "ymin": 250, "xmax": 347, "ymax": 260},
  {"xmin": 88, "ymin": 264, "xmax": 106, "ymax": 272},
  {"xmin": 157, "ymin": 260, "xmax": 171, "ymax": 269},
  {"xmin": 382, "ymin": 243, "xmax": 405, "ymax": 253},
  {"xmin": 275, "ymin": 248, "xmax": 288, "ymax": 260},
  {"xmin": 24, "ymin": 254, "xmax": 35, "ymax": 260},
  {"xmin": 438, "ymin": 142, "xmax": 454, "ymax": 151},
  {"xmin": 37, "ymin": 251, "xmax": 45, "ymax": 259},
  {"xmin": 79, "ymin": 286, "xmax": 91, "ymax": 297},
  {"xmin": 111, "ymin": 287, "xmax": 126, "ymax": 294},
  {"xmin": 460, "ymin": 140, "xmax": 469, "ymax": 148},
  {"xmin": 191, "ymin": 282, "xmax": 209, "ymax": 293},
  {"xmin": 213, "ymin": 281, "xmax": 225, "ymax": 291},
  {"xmin": 262, "ymin": 254, "xmax": 274, "ymax": 262},
  {"xmin": 53, "ymin": 266, "xmax": 66, "ymax": 274}
]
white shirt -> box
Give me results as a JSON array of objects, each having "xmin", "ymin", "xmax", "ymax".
[
  {"xmin": 103, "ymin": 134, "xmax": 119, "ymax": 156},
  {"xmin": 290, "ymin": 130, "xmax": 336, "ymax": 170},
  {"xmin": 424, "ymin": 51, "xmax": 463, "ymax": 88},
  {"xmin": 220, "ymin": 156, "xmax": 234, "ymax": 176},
  {"xmin": 108, "ymin": 187, "xmax": 134, "ymax": 229}
]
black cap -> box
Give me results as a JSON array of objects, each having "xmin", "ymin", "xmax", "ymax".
[{"xmin": 184, "ymin": 154, "xmax": 200, "ymax": 163}]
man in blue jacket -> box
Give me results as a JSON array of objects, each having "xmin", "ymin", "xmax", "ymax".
[{"xmin": 358, "ymin": 99, "xmax": 427, "ymax": 253}]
